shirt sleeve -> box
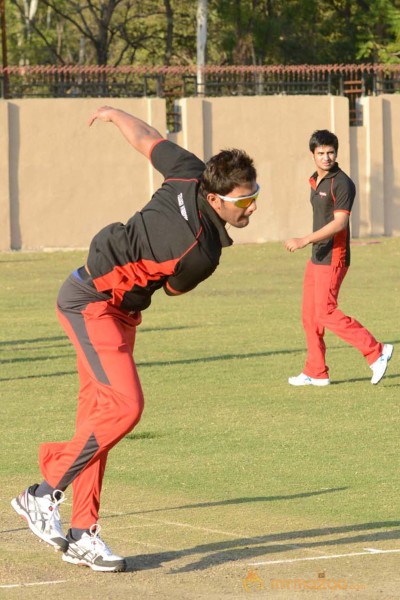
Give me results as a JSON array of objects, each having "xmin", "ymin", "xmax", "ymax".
[
  {"xmin": 150, "ymin": 139, "xmax": 205, "ymax": 181},
  {"xmin": 332, "ymin": 174, "xmax": 356, "ymax": 214},
  {"xmin": 163, "ymin": 242, "xmax": 218, "ymax": 295}
]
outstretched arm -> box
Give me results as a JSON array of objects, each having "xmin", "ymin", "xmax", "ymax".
[
  {"xmin": 284, "ymin": 211, "xmax": 349, "ymax": 252},
  {"xmin": 88, "ymin": 106, "xmax": 164, "ymax": 158}
]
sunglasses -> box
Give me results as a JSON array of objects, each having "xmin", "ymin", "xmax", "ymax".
[{"xmin": 217, "ymin": 184, "xmax": 260, "ymax": 208}]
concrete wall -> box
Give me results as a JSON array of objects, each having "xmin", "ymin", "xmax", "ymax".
[
  {"xmin": 351, "ymin": 95, "xmax": 400, "ymax": 238},
  {"xmin": 173, "ymin": 95, "xmax": 350, "ymax": 245},
  {"xmin": 0, "ymin": 94, "xmax": 399, "ymax": 251},
  {"xmin": 1, "ymin": 98, "xmax": 166, "ymax": 251}
]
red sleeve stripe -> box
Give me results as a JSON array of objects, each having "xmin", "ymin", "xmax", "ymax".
[
  {"xmin": 177, "ymin": 227, "xmax": 203, "ymax": 260},
  {"xmin": 164, "ymin": 177, "xmax": 200, "ymax": 183},
  {"xmin": 330, "ymin": 179, "xmax": 336, "ymax": 202},
  {"xmin": 164, "ymin": 281, "xmax": 185, "ymax": 295}
]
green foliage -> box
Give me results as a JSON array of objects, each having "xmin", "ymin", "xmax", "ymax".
[{"xmin": 2, "ymin": 0, "xmax": 400, "ymax": 67}]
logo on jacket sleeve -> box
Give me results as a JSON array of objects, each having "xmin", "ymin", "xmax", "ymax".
[{"xmin": 177, "ymin": 193, "xmax": 189, "ymax": 221}]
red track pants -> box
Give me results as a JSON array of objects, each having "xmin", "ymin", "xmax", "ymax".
[
  {"xmin": 39, "ymin": 275, "xmax": 144, "ymax": 529},
  {"xmin": 302, "ymin": 260, "xmax": 382, "ymax": 379}
]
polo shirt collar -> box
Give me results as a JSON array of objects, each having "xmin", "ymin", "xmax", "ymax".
[{"xmin": 311, "ymin": 162, "xmax": 340, "ymax": 182}]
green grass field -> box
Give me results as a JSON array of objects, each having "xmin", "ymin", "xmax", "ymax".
[{"xmin": 1, "ymin": 239, "xmax": 399, "ymax": 599}]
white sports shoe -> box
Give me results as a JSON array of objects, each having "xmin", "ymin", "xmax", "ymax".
[
  {"xmin": 370, "ymin": 344, "xmax": 394, "ymax": 385},
  {"xmin": 288, "ymin": 372, "xmax": 330, "ymax": 386},
  {"xmin": 11, "ymin": 485, "xmax": 68, "ymax": 552},
  {"xmin": 62, "ymin": 524, "xmax": 126, "ymax": 572}
]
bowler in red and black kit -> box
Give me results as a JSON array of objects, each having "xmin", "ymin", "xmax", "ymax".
[
  {"xmin": 11, "ymin": 106, "xmax": 259, "ymax": 571},
  {"xmin": 285, "ymin": 129, "xmax": 393, "ymax": 387}
]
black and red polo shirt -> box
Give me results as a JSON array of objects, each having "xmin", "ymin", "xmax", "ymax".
[
  {"xmin": 86, "ymin": 139, "xmax": 232, "ymax": 312},
  {"xmin": 309, "ymin": 163, "xmax": 355, "ymax": 266}
]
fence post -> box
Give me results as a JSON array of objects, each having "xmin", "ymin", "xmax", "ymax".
[{"xmin": 372, "ymin": 71, "xmax": 377, "ymax": 95}]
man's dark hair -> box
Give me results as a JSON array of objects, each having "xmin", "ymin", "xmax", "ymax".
[
  {"xmin": 201, "ymin": 149, "xmax": 257, "ymax": 195},
  {"xmin": 309, "ymin": 130, "xmax": 339, "ymax": 153}
]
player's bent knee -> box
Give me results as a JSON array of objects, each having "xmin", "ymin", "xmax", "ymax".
[{"xmin": 112, "ymin": 392, "xmax": 144, "ymax": 436}]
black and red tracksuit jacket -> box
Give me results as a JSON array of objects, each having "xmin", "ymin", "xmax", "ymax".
[{"xmin": 86, "ymin": 139, "xmax": 232, "ymax": 312}]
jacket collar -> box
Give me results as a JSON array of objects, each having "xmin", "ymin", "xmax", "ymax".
[{"xmin": 198, "ymin": 196, "xmax": 233, "ymax": 247}]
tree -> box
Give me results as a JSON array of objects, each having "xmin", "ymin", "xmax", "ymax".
[
  {"xmin": 9, "ymin": 0, "xmax": 172, "ymax": 65},
  {"xmin": 4, "ymin": 0, "xmax": 400, "ymax": 67}
]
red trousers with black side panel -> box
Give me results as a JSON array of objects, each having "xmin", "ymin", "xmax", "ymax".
[
  {"xmin": 301, "ymin": 260, "xmax": 383, "ymax": 379},
  {"xmin": 39, "ymin": 273, "xmax": 144, "ymax": 529}
]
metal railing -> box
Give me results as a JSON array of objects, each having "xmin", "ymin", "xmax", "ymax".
[{"xmin": 1, "ymin": 64, "xmax": 399, "ymax": 129}]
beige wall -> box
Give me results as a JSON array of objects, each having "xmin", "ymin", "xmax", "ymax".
[
  {"xmin": 350, "ymin": 95, "xmax": 400, "ymax": 238},
  {"xmin": 0, "ymin": 94, "xmax": 399, "ymax": 251},
  {"xmin": 173, "ymin": 95, "xmax": 351, "ymax": 244},
  {"xmin": 1, "ymin": 98, "xmax": 166, "ymax": 251}
]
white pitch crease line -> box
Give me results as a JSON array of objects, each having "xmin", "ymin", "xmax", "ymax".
[
  {"xmin": 0, "ymin": 580, "xmax": 68, "ymax": 589},
  {"xmin": 249, "ymin": 548, "xmax": 400, "ymax": 566},
  {"xmin": 110, "ymin": 515, "xmax": 339, "ymax": 556},
  {"xmin": 113, "ymin": 523, "xmax": 160, "ymax": 530},
  {"xmin": 113, "ymin": 513, "xmax": 242, "ymax": 537},
  {"xmin": 364, "ymin": 548, "xmax": 400, "ymax": 554},
  {"xmin": 132, "ymin": 540, "xmax": 179, "ymax": 550}
]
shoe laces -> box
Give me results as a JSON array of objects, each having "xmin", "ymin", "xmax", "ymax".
[
  {"xmin": 87, "ymin": 524, "xmax": 113, "ymax": 556},
  {"xmin": 44, "ymin": 490, "xmax": 65, "ymax": 531}
]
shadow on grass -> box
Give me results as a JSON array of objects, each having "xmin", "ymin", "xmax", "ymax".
[
  {"xmin": 0, "ymin": 370, "xmax": 77, "ymax": 382},
  {"xmin": 0, "ymin": 336, "xmax": 67, "ymax": 347},
  {"xmin": 124, "ymin": 520, "xmax": 400, "ymax": 573},
  {"xmin": 1, "ymin": 338, "xmax": 398, "ymax": 383},
  {"xmin": 0, "ymin": 348, "xmax": 304, "ymax": 381},
  {"xmin": 0, "ymin": 354, "xmax": 73, "ymax": 365},
  {"xmin": 107, "ymin": 488, "xmax": 348, "ymax": 516},
  {"xmin": 2, "ymin": 365, "xmax": 398, "ymax": 385},
  {"xmin": 0, "ymin": 327, "xmax": 194, "ymax": 348},
  {"xmin": 331, "ymin": 374, "xmax": 399, "ymax": 385}
]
